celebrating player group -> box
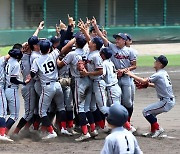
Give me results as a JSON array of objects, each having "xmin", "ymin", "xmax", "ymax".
[{"xmin": 0, "ymin": 14, "xmax": 175, "ymax": 153}]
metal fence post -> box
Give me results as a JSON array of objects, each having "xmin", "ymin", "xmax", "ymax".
[
  {"xmin": 74, "ymin": 0, "xmax": 78, "ymax": 22},
  {"xmin": 43, "ymin": 0, "xmax": 47, "ymax": 29},
  {"xmin": 11, "ymin": 0, "xmax": 15, "ymax": 30},
  {"xmin": 105, "ymin": 0, "xmax": 108, "ymax": 27},
  {"xmin": 134, "ymin": 0, "xmax": 138, "ymax": 27},
  {"xmin": 163, "ymin": 0, "xmax": 167, "ymax": 26}
]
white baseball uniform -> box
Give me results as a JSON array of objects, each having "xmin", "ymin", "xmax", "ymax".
[{"xmin": 101, "ymin": 127, "xmax": 143, "ymax": 154}]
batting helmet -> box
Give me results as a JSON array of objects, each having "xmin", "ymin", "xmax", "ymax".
[
  {"xmin": 107, "ymin": 104, "xmax": 128, "ymax": 127},
  {"xmin": 8, "ymin": 49, "xmax": 23, "ymax": 60}
]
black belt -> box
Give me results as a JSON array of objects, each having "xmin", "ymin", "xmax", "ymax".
[
  {"xmin": 46, "ymin": 80, "xmax": 58, "ymax": 85},
  {"xmin": 160, "ymin": 97, "xmax": 174, "ymax": 101},
  {"xmin": 8, "ymin": 85, "xmax": 11, "ymax": 88}
]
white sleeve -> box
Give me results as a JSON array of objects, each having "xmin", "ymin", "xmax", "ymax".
[
  {"xmin": 31, "ymin": 59, "xmax": 39, "ymax": 73},
  {"xmin": 129, "ymin": 49, "xmax": 137, "ymax": 62},
  {"xmin": 52, "ymin": 49, "xmax": 60, "ymax": 59},
  {"xmin": 11, "ymin": 64, "xmax": 20, "ymax": 77},
  {"xmin": 133, "ymin": 136, "xmax": 143, "ymax": 154},
  {"xmin": 103, "ymin": 62, "xmax": 107, "ymax": 76},
  {"xmin": 148, "ymin": 72, "xmax": 159, "ymax": 83},
  {"xmin": 62, "ymin": 52, "xmax": 74, "ymax": 65},
  {"xmin": 0, "ymin": 57, "xmax": 6, "ymax": 67},
  {"xmin": 94, "ymin": 55, "xmax": 103, "ymax": 69}
]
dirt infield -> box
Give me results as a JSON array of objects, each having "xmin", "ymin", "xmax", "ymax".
[{"xmin": 0, "ymin": 66, "xmax": 179, "ymax": 154}]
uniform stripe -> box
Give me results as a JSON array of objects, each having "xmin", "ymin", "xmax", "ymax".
[
  {"xmin": 145, "ymin": 101, "xmax": 167, "ymax": 115},
  {"xmin": 14, "ymin": 89, "xmax": 17, "ymax": 121},
  {"xmin": 0, "ymin": 89, "xmax": 5, "ymax": 117},
  {"xmin": 97, "ymin": 81, "xmax": 105, "ymax": 106},
  {"xmin": 75, "ymin": 80, "xmax": 79, "ymax": 113},
  {"xmin": 109, "ymin": 88, "xmax": 114, "ymax": 104},
  {"xmin": 40, "ymin": 88, "xmax": 45, "ymax": 117},
  {"xmin": 24, "ymin": 87, "xmax": 31, "ymax": 120}
]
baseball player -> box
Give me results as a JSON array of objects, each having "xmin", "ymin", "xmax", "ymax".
[
  {"xmin": 5, "ymin": 49, "xmax": 30, "ymax": 135},
  {"xmin": 100, "ymin": 47, "xmax": 121, "ymax": 106},
  {"xmin": 124, "ymin": 33, "xmax": 138, "ymax": 122},
  {"xmin": 101, "ymin": 104, "xmax": 143, "ymax": 154},
  {"xmin": 125, "ymin": 55, "xmax": 175, "ymax": 137},
  {"xmin": 57, "ymin": 33, "xmax": 98, "ymax": 141},
  {"xmin": 31, "ymin": 40, "xmax": 71, "ymax": 139},
  {"xmin": 0, "ymin": 54, "xmax": 13, "ymax": 141},
  {"xmin": 13, "ymin": 42, "xmax": 36, "ymax": 135},
  {"xmin": 91, "ymin": 17, "xmax": 137, "ymax": 132}
]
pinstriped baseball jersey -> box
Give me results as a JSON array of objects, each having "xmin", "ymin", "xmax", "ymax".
[
  {"xmin": 86, "ymin": 50, "xmax": 103, "ymax": 80},
  {"xmin": 0, "ymin": 56, "xmax": 6, "ymax": 86},
  {"xmin": 62, "ymin": 48, "xmax": 88, "ymax": 78},
  {"xmin": 148, "ymin": 69, "xmax": 174, "ymax": 99},
  {"xmin": 108, "ymin": 42, "xmax": 136, "ymax": 69},
  {"xmin": 102, "ymin": 59, "xmax": 118, "ymax": 87},
  {"xmin": 30, "ymin": 51, "xmax": 41, "ymax": 65},
  {"xmin": 31, "ymin": 49, "xmax": 59, "ymax": 85},
  {"xmin": 5, "ymin": 57, "xmax": 20, "ymax": 88},
  {"xmin": 21, "ymin": 53, "xmax": 34, "ymax": 85}
]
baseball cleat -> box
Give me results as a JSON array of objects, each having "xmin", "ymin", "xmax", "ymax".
[
  {"xmin": 129, "ymin": 126, "xmax": 137, "ymax": 134},
  {"xmin": 67, "ymin": 128, "xmax": 79, "ymax": 135},
  {"xmin": 90, "ymin": 129, "xmax": 98, "ymax": 137},
  {"xmin": 142, "ymin": 132, "xmax": 154, "ymax": 137},
  {"xmin": 75, "ymin": 132, "xmax": 91, "ymax": 141},
  {"xmin": 152, "ymin": 127, "xmax": 164, "ymax": 138},
  {"xmin": 42, "ymin": 131, "xmax": 57, "ymax": 140},
  {"xmin": 61, "ymin": 128, "xmax": 72, "ymax": 136},
  {"xmin": 0, "ymin": 135, "xmax": 14, "ymax": 142}
]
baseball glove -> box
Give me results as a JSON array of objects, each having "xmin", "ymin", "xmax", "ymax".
[
  {"xmin": 134, "ymin": 80, "xmax": 149, "ymax": 89},
  {"xmin": 77, "ymin": 60, "xmax": 85, "ymax": 71},
  {"xmin": 59, "ymin": 77, "xmax": 71, "ymax": 86}
]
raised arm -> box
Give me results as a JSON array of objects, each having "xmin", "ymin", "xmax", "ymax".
[
  {"xmin": 91, "ymin": 17, "xmax": 109, "ymax": 47},
  {"xmin": 33, "ymin": 21, "xmax": 44, "ymax": 36}
]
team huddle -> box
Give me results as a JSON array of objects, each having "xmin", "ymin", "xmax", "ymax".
[{"xmin": 0, "ymin": 15, "xmax": 175, "ymax": 154}]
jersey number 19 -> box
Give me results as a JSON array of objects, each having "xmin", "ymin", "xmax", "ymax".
[{"xmin": 43, "ymin": 61, "xmax": 55, "ymax": 74}]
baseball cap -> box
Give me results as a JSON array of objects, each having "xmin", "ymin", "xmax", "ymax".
[
  {"xmin": 28, "ymin": 36, "xmax": 40, "ymax": 46},
  {"xmin": 124, "ymin": 33, "xmax": 132, "ymax": 40},
  {"xmin": 75, "ymin": 32, "xmax": 87, "ymax": 48},
  {"xmin": 92, "ymin": 37, "xmax": 103, "ymax": 50},
  {"xmin": 90, "ymin": 25, "xmax": 102, "ymax": 32},
  {"xmin": 107, "ymin": 104, "xmax": 128, "ymax": 127},
  {"xmin": 8, "ymin": 48, "xmax": 23, "ymax": 60},
  {"xmin": 154, "ymin": 55, "xmax": 168, "ymax": 67},
  {"xmin": 50, "ymin": 36, "xmax": 61, "ymax": 44},
  {"xmin": 100, "ymin": 47, "xmax": 112, "ymax": 59},
  {"xmin": 39, "ymin": 40, "xmax": 52, "ymax": 54},
  {"xmin": 113, "ymin": 33, "xmax": 127, "ymax": 40}
]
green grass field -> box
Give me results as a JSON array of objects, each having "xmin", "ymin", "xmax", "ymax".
[{"xmin": 0, "ymin": 46, "xmax": 180, "ymax": 66}]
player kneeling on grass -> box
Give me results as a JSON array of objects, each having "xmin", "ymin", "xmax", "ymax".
[
  {"xmin": 101, "ymin": 104, "xmax": 143, "ymax": 154},
  {"xmin": 125, "ymin": 55, "xmax": 175, "ymax": 138},
  {"xmin": 30, "ymin": 40, "xmax": 72, "ymax": 140}
]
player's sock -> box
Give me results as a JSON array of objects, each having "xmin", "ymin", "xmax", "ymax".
[
  {"xmin": 126, "ymin": 106, "xmax": 133, "ymax": 122},
  {"xmin": 56, "ymin": 110, "xmax": 67, "ymax": 129},
  {"xmin": 60, "ymin": 122, "xmax": 67, "ymax": 130},
  {"xmin": 145, "ymin": 114, "xmax": 158, "ymax": 132},
  {"xmin": 67, "ymin": 120, "xmax": 73, "ymax": 128},
  {"xmin": 81, "ymin": 125, "xmax": 88, "ymax": 135},
  {"xmin": 0, "ymin": 118, "xmax": 6, "ymax": 136},
  {"xmin": 47, "ymin": 112, "xmax": 56, "ymax": 123},
  {"xmin": 33, "ymin": 114, "xmax": 41, "ymax": 130},
  {"xmin": 124, "ymin": 121, "xmax": 131, "ymax": 130},
  {"xmin": 78, "ymin": 112, "xmax": 88, "ymax": 134},
  {"xmin": 14, "ymin": 118, "xmax": 27, "ymax": 134},
  {"xmin": 5, "ymin": 118, "xmax": 15, "ymax": 134},
  {"xmin": 85, "ymin": 111, "xmax": 95, "ymax": 132},
  {"xmin": 67, "ymin": 111, "xmax": 73, "ymax": 128},
  {"xmin": 41, "ymin": 126, "xmax": 47, "ymax": 132},
  {"xmin": 151, "ymin": 122, "xmax": 160, "ymax": 132},
  {"xmin": 47, "ymin": 125, "xmax": 54, "ymax": 134},
  {"xmin": 96, "ymin": 120, "xmax": 105, "ymax": 129}
]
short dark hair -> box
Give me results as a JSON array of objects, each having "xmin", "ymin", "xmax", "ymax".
[{"xmin": 13, "ymin": 43, "xmax": 22, "ymax": 50}]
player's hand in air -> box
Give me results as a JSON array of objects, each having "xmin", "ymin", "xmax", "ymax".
[
  {"xmin": 38, "ymin": 21, "xmax": 44, "ymax": 30},
  {"xmin": 68, "ymin": 14, "xmax": 75, "ymax": 27},
  {"xmin": 60, "ymin": 20, "xmax": 67, "ymax": 30},
  {"xmin": 56, "ymin": 24, "xmax": 60, "ymax": 36},
  {"xmin": 91, "ymin": 16, "xmax": 97, "ymax": 27}
]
